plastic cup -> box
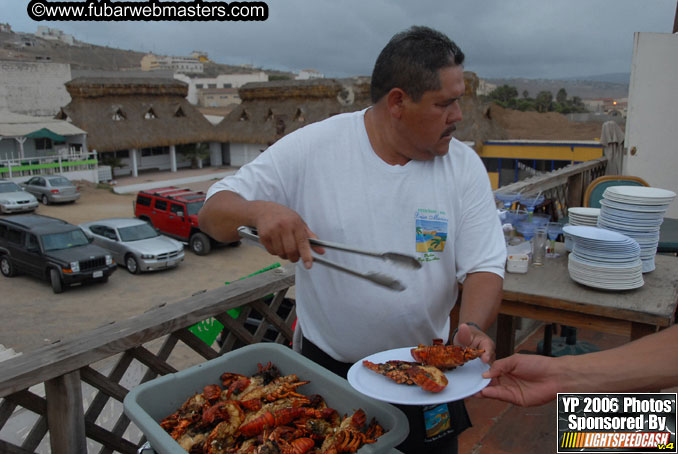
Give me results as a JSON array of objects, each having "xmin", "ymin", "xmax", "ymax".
[{"xmin": 532, "ymin": 227, "xmax": 547, "ymax": 266}]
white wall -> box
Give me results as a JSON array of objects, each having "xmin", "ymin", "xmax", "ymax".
[
  {"xmin": 230, "ymin": 143, "xmax": 265, "ymax": 167},
  {"xmin": 174, "ymin": 72, "xmax": 268, "ymax": 104},
  {"xmin": 0, "ymin": 61, "xmax": 72, "ymax": 116},
  {"xmin": 624, "ymin": 32, "xmax": 678, "ymax": 218}
]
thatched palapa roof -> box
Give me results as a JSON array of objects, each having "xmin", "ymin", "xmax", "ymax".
[
  {"xmin": 214, "ymin": 74, "xmax": 507, "ymax": 150},
  {"xmin": 213, "ymin": 77, "xmax": 372, "ymax": 144},
  {"xmin": 60, "ymin": 77, "xmax": 215, "ymax": 152}
]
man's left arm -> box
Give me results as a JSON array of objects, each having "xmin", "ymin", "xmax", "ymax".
[{"xmin": 454, "ymin": 271, "xmax": 503, "ymax": 363}]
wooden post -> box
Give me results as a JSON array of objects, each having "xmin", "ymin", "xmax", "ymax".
[
  {"xmin": 45, "ymin": 371, "xmax": 87, "ymax": 454},
  {"xmin": 495, "ymin": 313, "xmax": 517, "ymax": 359},
  {"xmin": 567, "ymin": 172, "xmax": 584, "ymax": 208}
]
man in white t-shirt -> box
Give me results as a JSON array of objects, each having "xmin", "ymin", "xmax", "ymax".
[{"xmin": 200, "ymin": 26, "xmax": 506, "ymax": 454}]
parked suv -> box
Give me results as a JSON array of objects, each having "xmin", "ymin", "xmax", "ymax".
[
  {"xmin": 0, "ymin": 214, "xmax": 116, "ymax": 293},
  {"xmin": 133, "ymin": 187, "xmax": 238, "ymax": 255}
]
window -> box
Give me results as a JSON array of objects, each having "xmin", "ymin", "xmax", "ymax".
[
  {"xmin": 26, "ymin": 234, "xmax": 40, "ymax": 251},
  {"xmin": 112, "ymin": 108, "xmax": 126, "ymax": 121},
  {"xmin": 174, "ymin": 107, "xmax": 186, "ymax": 118},
  {"xmin": 35, "ymin": 138, "xmax": 52, "ymax": 150},
  {"xmin": 239, "ymin": 109, "xmax": 249, "ymax": 121},
  {"xmin": 136, "ymin": 195, "xmax": 152, "ymax": 206},
  {"xmin": 144, "ymin": 108, "xmax": 157, "ymax": 120},
  {"xmin": 154, "ymin": 199, "xmax": 167, "ymax": 211},
  {"xmin": 7, "ymin": 228, "xmax": 23, "ymax": 244},
  {"xmin": 294, "ymin": 108, "xmax": 305, "ymax": 122},
  {"xmin": 41, "ymin": 230, "xmax": 89, "ymax": 251},
  {"xmin": 101, "ymin": 227, "xmax": 117, "ymax": 240},
  {"xmin": 90, "ymin": 225, "xmax": 116, "ymax": 239},
  {"xmin": 170, "ymin": 203, "xmax": 184, "ymax": 215}
]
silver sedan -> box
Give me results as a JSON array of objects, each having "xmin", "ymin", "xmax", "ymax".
[
  {"xmin": 22, "ymin": 175, "xmax": 80, "ymax": 205},
  {"xmin": 79, "ymin": 218, "xmax": 184, "ymax": 274},
  {"xmin": 0, "ymin": 179, "xmax": 39, "ymax": 213}
]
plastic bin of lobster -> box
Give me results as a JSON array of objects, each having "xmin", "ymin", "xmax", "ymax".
[{"xmin": 123, "ymin": 342, "xmax": 409, "ymax": 453}]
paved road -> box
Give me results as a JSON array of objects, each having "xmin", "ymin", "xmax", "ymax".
[{"xmin": 0, "ymin": 179, "xmax": 288, "ymax": 354}]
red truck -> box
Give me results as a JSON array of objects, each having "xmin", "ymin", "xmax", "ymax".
[{"xmin": 133, "ymin": 187, "xmax": 237, "ymax": 255}]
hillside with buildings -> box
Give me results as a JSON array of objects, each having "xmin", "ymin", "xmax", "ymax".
[{"xmin": 0, "ymin": 27, "xmax": 293, "ymax": 78}]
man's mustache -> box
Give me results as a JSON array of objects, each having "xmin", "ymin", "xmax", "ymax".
[{"xmin": 441, "ymin": 126, "xmax": 456, "ymax": 138}]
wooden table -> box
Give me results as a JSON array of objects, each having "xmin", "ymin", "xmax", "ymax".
[{"xmin": 496, "ymin": 243, "xmax": 678, "ymax": 358}]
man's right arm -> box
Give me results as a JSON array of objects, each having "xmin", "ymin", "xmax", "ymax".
[{"xmin": 199, "ymin": 190, "xmax": 321, "ymax": 268}]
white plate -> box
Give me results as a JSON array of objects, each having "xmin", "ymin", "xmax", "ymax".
[
  {"xmin": 600, "ymin": 199, "xmax": 670, "ymax": 213},
  {"xmin": 562, "ymin": 225, "xmax": 632, "ymax": 243},
  {"xmin": 604, "ymin": 186, "xmax": 676, "ymax": 203},
  {"xmin": 347, "ymin": 347, "xmax": 490, "ymax": 405},
  {"xmin": 568, "ymin": 207, "xmax": 601, "ymax": 217}
]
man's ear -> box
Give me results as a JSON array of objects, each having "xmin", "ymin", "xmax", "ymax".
[{"xmin": 386, "ymin": 88, "xmax": 408, "ymax": 119}]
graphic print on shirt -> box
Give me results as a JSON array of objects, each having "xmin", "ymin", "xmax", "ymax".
[{"xmin": 415, "ymin": 208, "xmax": 448, "ymax": 261}]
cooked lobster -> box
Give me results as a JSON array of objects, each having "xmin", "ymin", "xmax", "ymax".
[
  {"xmin": 161, "ymin": 363, "xmax": 386, "ymax": 454},
  {"xmin": 410, "ymin": 338, "xmax": 485, "ymax": 370},
  {"xmin": 362, "ymin": 359, "xmax": 448, "ymax": 393}
]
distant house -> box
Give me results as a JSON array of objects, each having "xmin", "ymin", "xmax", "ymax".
[
  {"xmin": 35, "ymin": 26, "xmax": 75, "ymax": 45},
  {"xmin": 140, "ymin": 53, "xmax": 203, "ymax": 74},
  {"xmin": 58, "ymin": 77, "xmax": 216, "ymax": 176},
  {"xmin": 0, "ymin": 110, "xmax": 87, "ymax": 162},
  {"xmin": 198, "ymin": 88, "xmax": 240, "ymax": 108},
  {"xmin": 296, "ymin": 69, "xmax": 324, "ymax": 80},
  {"xmin": 174, "ymin": 72, "xmax": 268, "ymax": 105},
  {"xmin": 0, "ymin": 60, "xmax": 72, "ymax": 116}
]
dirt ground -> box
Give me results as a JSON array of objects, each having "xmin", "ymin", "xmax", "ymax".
[{"xmin": 0, "ymin": 179, "xmax": 289, "ymax": 355}]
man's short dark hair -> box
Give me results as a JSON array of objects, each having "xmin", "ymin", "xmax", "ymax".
[{"xmin": 370, "ymin": 26, "xmax": 465, "ymax": 103}]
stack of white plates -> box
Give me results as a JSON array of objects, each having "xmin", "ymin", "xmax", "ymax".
[
  {"xmin": 568, "ymin": 207, "xmax": 600, "ymax": 226},
  {"xmin": 563, "ymin": 225, "xmax": 643, "ymax": 290},
  {"xmin": 598, "ymin": 186, "xmax": 676, "ymax": 273}
]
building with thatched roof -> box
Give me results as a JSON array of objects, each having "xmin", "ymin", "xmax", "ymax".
[
  {"xmin": 213, "ymin": 77, "xmax": 372, "ymax": 166},
  {"xmin": 59, "ymin": 77, "xmax": 217, "ymax": 177},
  {"xmin": 213, "ymin": 73, "xmax": 505, "ymax": 167}
]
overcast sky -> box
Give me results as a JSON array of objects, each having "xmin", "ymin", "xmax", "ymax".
[{"xmin": 2, "ymin": 0, "xmax": 676, "ymax": 79}]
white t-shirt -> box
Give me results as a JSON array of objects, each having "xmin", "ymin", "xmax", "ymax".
[{"xmin": 207, "ymin": 109, "xmax": 506, "ymax": 362}]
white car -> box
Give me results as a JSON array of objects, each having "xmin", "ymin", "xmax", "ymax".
[
  {"xmin": 79, "ymin": 218, "xmax": 184, "ymax": 274},
  {"xmin": 0, "ymin": 179, "xmax": 39, "ymax": 214}
]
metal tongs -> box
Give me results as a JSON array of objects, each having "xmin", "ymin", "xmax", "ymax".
[{"xmin": 237, "ymin": 226, "xmax": 421, "ymax": 292}]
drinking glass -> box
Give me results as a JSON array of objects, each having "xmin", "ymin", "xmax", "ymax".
[
  {"xmin": 532, "ymin": 227, "xmax": 547, "ymax": 266},
  {"xmin": 546, "ymin": 222, "xmax": 564, "ymax": 258},
  {"xmin": 520, "ymin": 194, "xmax": 545, "ymax": 222},
  {"xmin": 495, "ymin": 192, "xmax": 521, "ymax": 210}
]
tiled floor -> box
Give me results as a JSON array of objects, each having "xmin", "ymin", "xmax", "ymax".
[{"xmin": 459, "ymin": 324, "xmax": 642, "ymax": 454}]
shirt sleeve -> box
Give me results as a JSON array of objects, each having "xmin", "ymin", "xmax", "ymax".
[
  {"xmin": 454, "ymin": 152, "xmax": 506, "ymax": 283},
  {"xmin": 205, "ymin": 132, "xmax": 303, "ymax": 206}
]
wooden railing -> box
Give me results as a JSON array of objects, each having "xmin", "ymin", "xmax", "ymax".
[
  {"xmin": 0, "ymin": 158, "xmax": 608, "ymax": 453},
  {"xmin": 0, "ymin": 266, "xmax": 296, "ymax": 454},
  {"xmin": 494, "ymin": 157, "xmax": 608, "ymax": 220},
  {"xmin": 0, "ymin": 151, "xmax": 98, "ymax": 178}
]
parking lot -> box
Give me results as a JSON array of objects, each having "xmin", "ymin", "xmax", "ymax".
[{"xmin": 0, "ymin": 177, "xmax": 287, "ymax": 354}]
